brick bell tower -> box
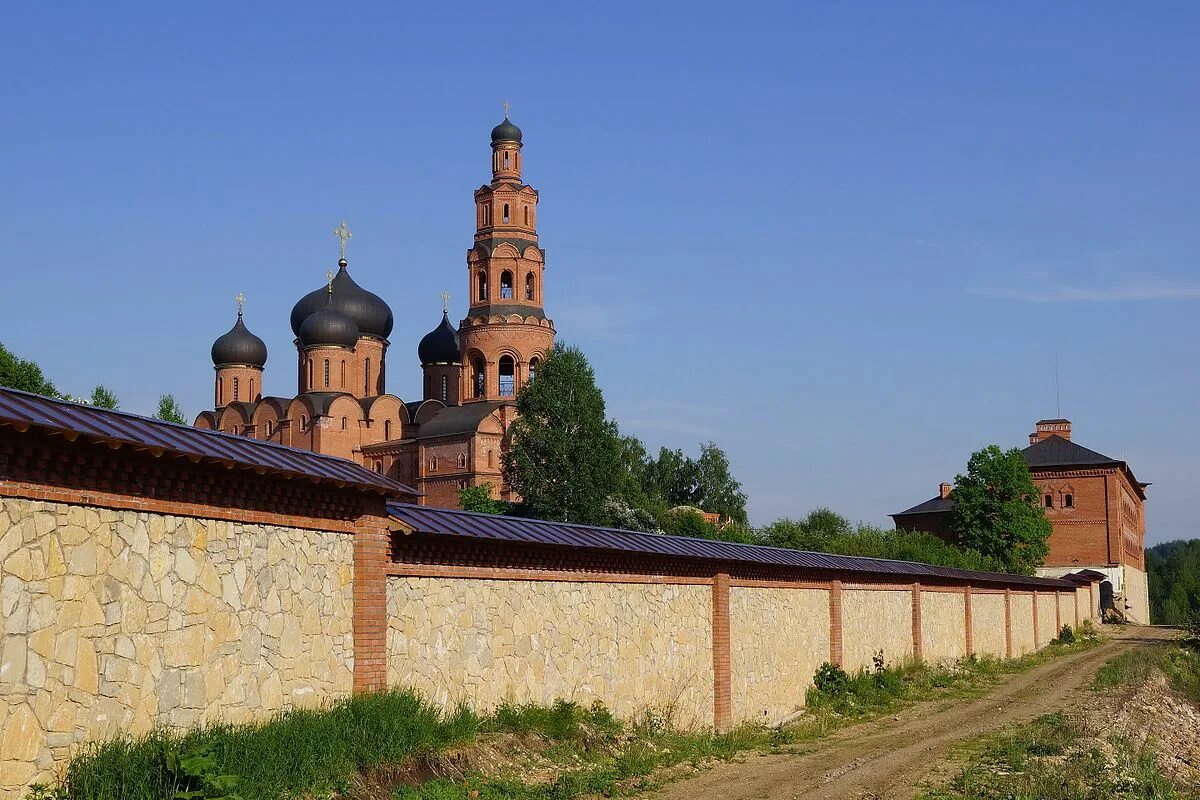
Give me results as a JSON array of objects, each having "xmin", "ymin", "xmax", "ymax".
[{"xmin": 458, "ymin": 109, "xmax": 555, "ymax": 402}]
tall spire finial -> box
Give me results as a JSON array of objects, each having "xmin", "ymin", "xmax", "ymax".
[
  {"xmin": 333, "ymin": 221, "xmax": 352, "ymax": 261},
  {"xmin": 440, "ymin": 290, "xmax": 450, "ymax": 313},
  {"xmin": 326, "ymin": 269, "xmax": 334, "ymax": 296},
  {"xmin": 235, "ymin": 292, "xmax": 245, "ymax": 316},
  {"xmin": 503, "ymin": 100, "xmax": 511, "ymax": 119}
]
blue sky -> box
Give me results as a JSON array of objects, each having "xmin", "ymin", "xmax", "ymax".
[{"xmin": 1, "ymin": 2, "xmax": 1197, "ymax": 541}]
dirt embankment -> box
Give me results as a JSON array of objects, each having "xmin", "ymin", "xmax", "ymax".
[
  {"xmin": 649, "ymin": 627, "xmax": 1178, "ymax": 800},
  {"xmin": 1112, "ymin": 668, "xmax": 1200, "ymax": 786}
]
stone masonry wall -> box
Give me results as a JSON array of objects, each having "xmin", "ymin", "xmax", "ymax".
[
  {"xmin": 0, "ymin": 498, "xmax": 354, "ymax": 793},
  {"xmin": 970, "ymin": 592, "xmax": 1006, "ymax": 658},
  {"xmin": 920, "ymin": 591, "xmax": 966, "ymax": 664},
  {"xmin": 841, "ymin": 588, "xmax": 913, "ymax": 671},
  {"xmin": 1123, "ymin": 565, "xmax": 1149, "ymax": 624},
  {"xmin": 1010, "ymin": 593, "xmax": 1036, "ymax": 656},
  {"xmin": 1036, "ymin": 594, "xmax": 1058, "ymax": 647},
  {"xmin": 387, "ymin": 577, "xmax": 715, "ymax": 728},
  {"xmin": 729, "ymin": 587, "xmax": 829, "ymax": 724}
]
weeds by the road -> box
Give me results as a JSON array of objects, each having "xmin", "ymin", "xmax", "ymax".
[
  {"xmin": 1094, "ymin": 641, "xmax": 1200, "ymax": 703},
  {"xmin": 920, "ymin": 712, "xmax": 1184, "ymax": 800}
]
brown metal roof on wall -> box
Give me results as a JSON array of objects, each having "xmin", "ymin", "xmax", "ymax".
[
  {"xmin": 387, "ymin": 503, "xmax": 1079, "ymax": 589},
  {"xmin": 0, "ymin": 387, "xmax": 419, "ymax": 496}
]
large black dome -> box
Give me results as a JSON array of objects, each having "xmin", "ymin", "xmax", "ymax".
[
  {"xmin": 298, "ymin": 296, "xmax": 360, "ymax": 349},
  {"xmin": 418, "ymin": 311, "xmax": 461, "ymax": 365},
  {"xmin": 290, "ymin": 260, "xmax": 393, "ymax": 340},
  {"xmin": 491, "ymin": 117, "xmax": 522, "ymax": 144},
  {"xmin": 211, "ymin": 314, "xmax": 267, "ymax": 367}
]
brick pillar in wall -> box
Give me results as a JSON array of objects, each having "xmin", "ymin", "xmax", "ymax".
[
  {"xmin": 964, "ymin": 586, "xmax": 974, "ymax": 657},
  {"xmin": 829, "ymin": 580, "xmax": 844, "ymax": 667},
  {"xmin": 353, "ymin": 518, "xmax": 390, "ymax": 693},
  {"xmin": 712, "ymin": 572, "xmax": 732, "ymax": 732},
  {"xmin": 1004, "ymin": 588, "xmax": 1013, "ymax": 659},
  {"xmin": 911, "ymin": 583, "xmax": 923, "ymax": 662}
]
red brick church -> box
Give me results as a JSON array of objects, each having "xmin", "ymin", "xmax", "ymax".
[
  {"xmin": 891, "ymin": 419, "xmax": 1150, "ymax": 622},
  {"xmin": 194, "ymin": 114, "xmax": 553, "ymax": 508}
]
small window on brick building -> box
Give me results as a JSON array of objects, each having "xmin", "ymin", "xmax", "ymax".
[
  {"xmin": 524, "ymin": 206, "xmax": 529, "ymax": 226},
  {"xmin": 233, "ymin": 377, "xmax": 239, "ymax": 402},
  {"xmin": 488, "ymin": 449, "xmax": 494, "ymax": 468},
  {"xmin": 457, "ymin": 453, "xmax": 466, "ymax": 468},
  {"xmin": 301, "ymin": 414, "xmax": 308, "ymax": 430},
  {"xmin": 384, "ymin": 419, "xmax": 391, "ymax": 440},
  {"xmin": 477, "ymin": 271, "xmax": 488, "ymax": 301},
  {"xmin": 1045, "ymin": 494, "xmax": 1053, "ymax": 508},
  {"xmin": 1064, "ymin": 493, "xmax": 1074, "ymax": 508},
  {"xmin": 364, "ymin": 358, "xmax": 371, "ymax": 395},
  {"xmin": 503, "ymin": 203, "xmax": 510, "ymax": 223},
  {"xmin": 266, "ymin": 421, "xmax": 273, "ymax": 437},
  {"xmin": 341, "ymin": 417, "xmax": 347, "ymax": 430},
  {"xmin": 429, "ymin": 456, "xmax": 438, "ymax": 472},
  {"xmin": 374, "ymin": 460, "xmax": 383, "ymax": 474}
]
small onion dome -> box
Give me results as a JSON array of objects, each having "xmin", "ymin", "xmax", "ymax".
[
  {"xmin": 289, "ymin": 260, "xmax": 394, "ymax": 340},
  {"xmin": 418, "ymin": 311, "xmax": 461, "ymax": 365},
  {"xmin": 211, "ymin": 313, "xmax": 267, "ymax": 367},
  {"xmin": 298, "ymin": 295, "xmax": 360, "ymax": 349},
  {"xmin": 491, "ymin": 117, "xmax": 522, "ymax": 144}
]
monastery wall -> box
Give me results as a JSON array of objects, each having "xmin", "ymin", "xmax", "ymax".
[
  {"xmin": 920, "ymin": 589, "xmax": 967, "ymax": 664},
  {"xmin": 970, "ymin": 591, "xmax": 1007, "ymax": 658},
  {"xmin": 0, "ymin": 498, "xmax": 355, "ymax": 795}
]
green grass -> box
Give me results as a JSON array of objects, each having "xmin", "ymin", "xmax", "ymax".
[
  {"xmin": 1094, "ymin": 641, "xmax": 1200, "ymax": 703},
  {"xmin": 41, "ymin": 629, "xmax": 1100, "ymax": 800},
  {"xmin": 919, "ymin": 712, "xmax": 1184, "ymax": 800}
]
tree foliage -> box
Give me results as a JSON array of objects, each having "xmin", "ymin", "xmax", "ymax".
[
  {"xmin": 947, "ymin": 445, "xmax": 1051, "ymax": 574},
  {"xmin": 503, "ymin": 343, "xmax": 622, "ymax": 524},
  {"xmin": 760, "ymin": 508, "xmax": 1011, "ymax": 573},
  {"xmin": 153, "ymin": 394, "xmax": 188, "ymax": 424},
  {"xmin": 1147, "ymin": 539, "xmax": 1200, "ymax": 625},
  {"xmin": 1, "ymin": 342, "xmax": 120, "ymax": 409},
  {"xmin": 457, "ymin": 484, "xmax": 514, "ymax": 516},
  {"xmin": 88, "ymin": 385, "xmax": 120, "ymax": 410}
]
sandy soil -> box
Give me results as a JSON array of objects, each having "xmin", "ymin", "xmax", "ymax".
[{"xmin": 649, "ymin": 627, "xmax": 1176, "ymax": 800}]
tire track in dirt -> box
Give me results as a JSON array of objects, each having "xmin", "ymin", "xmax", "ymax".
[{"xmin": 650, "ymin": 628, "xmax": 1174, "ymax": 800}]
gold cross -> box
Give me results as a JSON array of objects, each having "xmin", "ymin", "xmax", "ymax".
[
  {"xmin": 332, "ymin": 221, "xmax": 352, "ymax": 260},
  {"xmin": 235, "ymin": 292, "xmax": 245, "ymax": 315},
  {"xmin": 326, "ymin": 269, "xmax": 334, "ymax": 294},
  {"xmin": 440, "ymin": 291, "xmax": 450, "ymax": 312},
  {"xmin": 503, "ymin": 100, "xmax": 511, "ymax": 119}
]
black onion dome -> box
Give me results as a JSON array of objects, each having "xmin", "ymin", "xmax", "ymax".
[
  {"xmin": 211, "ymin": 314, "xmax": 268, "ymax": 367},
  {"xmin": 289, "ymin": 261, "xmax": 394, "ymax": 339},
  {"xmin": 491, "ymin": 117, "xmax": 522, "ymax": 144},
  {"xmin": 418, "ymin": 311, "xmax": 461, "ymax": 365},
  {"xmin": 298, "ymin": 295, "xmax": 360, "ymax": 349}
]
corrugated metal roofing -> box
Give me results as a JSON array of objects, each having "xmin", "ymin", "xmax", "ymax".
[
  {"xmin": 387, "ymin": 503, "xmax": 1078, "ymax": 589},
  {"xmin": 891, "ymin": 494, "xmax": 955, "ymax": 517},
  {"xmin": 0, "ymin": 387, "xmax": 418, "ymax": 496}
]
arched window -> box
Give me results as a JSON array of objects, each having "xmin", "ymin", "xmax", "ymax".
[
  {"xmin": 525, "ymin": 273, "xmax": 535, "ymax": 301},
  {"xmin": 249, "ymin": 378, "xmax": 255, "ymax": 401},
  {"xmin": 440, "ymin": 375, "xmax": 448, "ymax": 402},
  {"xmin": 233, "ymin": 377, "xmax": 240, "ymax": 402},
  {"xmin": 500, "ymin": 271, "xmax": 514, "ymax": 298},
  {"xmin": 266, "ymin": 421, "xmax": 274, "ymax": 437},
  {"xmin": 1044, "ymin": 494, "xmax": 1053, "ymax": 508},
  {"xmin": 1064, "ymin": 493, "xmax": 1074, "ymax": 508},
  {"xmin": 499, "ymin": 355, "xmax": 515, "ymax": 396},
  {"xmin": 301, "ymin": 414, "xmax": 308, "ymax": 430},
  {"xmin": 487, "ymin": 450, "xmax": 494, "ymax": 468},
  {"xmin": 374, "ymin": 460, "xmax": 383, "ymax": 475},
  {"xmin": 524, "ymin": 206, "xmax": 529, "ymax": 226},
  {"xmin": 323, "ymin": 359, "xmax": 330, "ymax": 388},
  {"xmin": 341, "ymin": 417, "xmax": 347, "ymax": 430},
  {"xmin": 429, "ymin": 456, "xmax": 438, "ymax": 472},
  {"xmin": 477, "ymin": 271, "xmax": 488, "ymax": 301},
  {"xmin": 472, "ymin": 356, "xmax": 486, "ymax": 398},
  {"xmin": 384, "ymin": 419, "xmax": 392, "ymax": 440},
  {"xmin": 457, "ymin": 453, "xmax": 466, "ymax": 469},
  {"xmin": 503, "ymin": 151, "xmax": 509, "ymax": 168},
  {"xmin": 528, "ymin": 356, "xmax": 539, "ymax": 383},
  {"xmin": 307, "ymin": 359, "xmax": 313, "ymax": 389},
  {"xmin": 364, "ymin": 358, "xmax": 371, "ymax": 395},
  {"xmin": 340, "ymin": 360, "xmax": 346, "ymax": 387},
  {"xmin": 217, "ymin": 377, "xmax": 223, "ymax": 406},
  {"xmin": 503, "ymin": 203, "xmax": 510, "ymax": 223}
]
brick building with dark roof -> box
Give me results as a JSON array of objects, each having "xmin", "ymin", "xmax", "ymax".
[
  {"xmin": 891, "ymin": 419, "xmax": 1150, "ymax": 623},
  {"xmin": 193, "ymin": 115, "xmax": 552, "ymax": 509}
]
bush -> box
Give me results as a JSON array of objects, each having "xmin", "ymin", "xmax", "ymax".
[
  {"xmin": 813, "ymin": 662, "xmax": 850, "ymax": 696},
  {"xmin": 1055, "ymin": 624, "xmax": 1075, "ymax": 644}
]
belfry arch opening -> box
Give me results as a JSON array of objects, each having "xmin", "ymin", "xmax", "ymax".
[
  {"xmin": 528, "ymin": 356, "xmax": 539, "ymax": 382},
  {"xmin": 500, "ymin": 271, "xmax": 514, "ymax": 299},
  {"xmin": 525, "ymin": 272, "xmax": 535, "ymax": 301},
  {"xmin": 471, "ymin": 355, "xmax": 486, "ymax": 399},
  {"xmin": 477, "ymin": 271, "xmax": 488, "ymax": 301},
  {"xmin": 499, "ymin": 356, "xmax": 515, "ymax": 397}
]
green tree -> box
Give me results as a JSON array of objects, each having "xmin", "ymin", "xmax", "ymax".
[
  {"xmin": 154, "ymin": 394, "xmax": 187, "ymax": 424},
  {"xmin": 0, "ymin": 342, "xmax": 57, "ymax": 396},
  {"xmin": 948, "ymin": 445, "xmax": 1051, "ymax": 574},
  {"xmin": 1147, "ymin": 539, "xmax": 1200, "ymax": 625},
  {"xmin": 503, "ymin": 343, "xmax": 621, "ymax": 524},
  {"xmin": 694, "ymin": 442, "xmax": 748, "ymax": 523},
  {"xmin": 643, "ymin": 447, "xmax": 700, "ymax": 507},
  {"xmin": 457, "ymin": 483, "xmax": 513, "ymax": 515},
  {"xmin": 87, "ymin": 385, "xmax": 119, "ymax": 410}
]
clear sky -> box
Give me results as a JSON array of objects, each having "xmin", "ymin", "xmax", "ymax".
[{"xmin": 2, "ymin": 2, "xmax": 1197, "ymax": 542}]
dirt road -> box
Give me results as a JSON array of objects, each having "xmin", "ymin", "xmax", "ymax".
[{"xmin": 651, "ymin": 628, "xmax": 1175, "ymax": 800}]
